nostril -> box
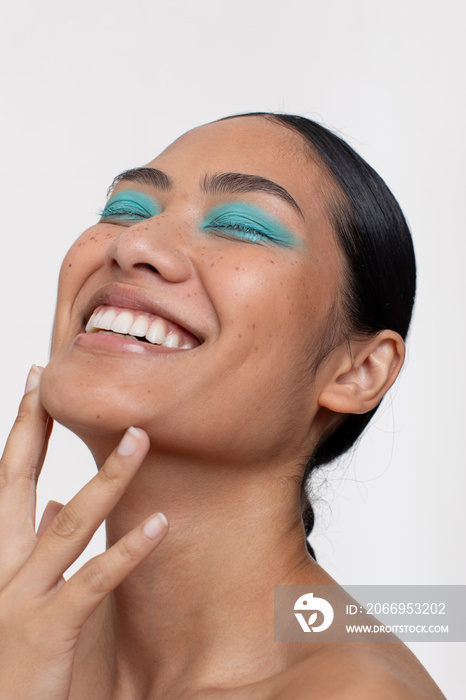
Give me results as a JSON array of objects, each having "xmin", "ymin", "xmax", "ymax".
[{"xmin": 135, "ymin": 262, "xmax": 159, "ymax": 274}]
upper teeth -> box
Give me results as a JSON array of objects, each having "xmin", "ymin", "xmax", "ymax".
[{"xmin": 85, "ymin": 306, "xmax": 197, "ymax": 350}]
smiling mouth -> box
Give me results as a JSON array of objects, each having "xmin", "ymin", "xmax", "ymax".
[{"xmin": 85, "ymin": 305, "xmax": 200, "ymax": 350}]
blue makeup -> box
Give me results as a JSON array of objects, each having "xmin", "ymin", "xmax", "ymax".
[
  {"xmin": 201, "ymin": 202, "xmax": 302, "ymax": 248},
  {"xmin": 99, "ymin": 191, "xmax": 302, "ymax": 249},
  {"xmin": 99, "ymin": 190, "xmax": 161, "ymax": 222}
]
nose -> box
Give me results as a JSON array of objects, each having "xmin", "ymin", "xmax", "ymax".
[{"xmin": 103, "ymin": 214, "xmax": 194, "ymax": 283}]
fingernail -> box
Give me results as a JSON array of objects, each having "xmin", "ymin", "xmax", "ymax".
[
  {"xmin": 117, "ymin": 426, "xmax": 142, "ymax": 456},
  {"xmin": 25, "ymin": 365, "xmax": 41, "ymax": 394},
  {"xmin": 143, "ymin": 512, "xmax": 168, "ymax": 539}
]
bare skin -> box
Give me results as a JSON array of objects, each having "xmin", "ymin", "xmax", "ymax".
[{"xmin": 0, "ymin": 117, "xmax": 445, "ymax": 699}]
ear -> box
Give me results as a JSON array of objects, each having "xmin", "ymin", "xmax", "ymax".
[{"xmin": 318, "ymin": 331, "xmax": 406, "ymax": 415}]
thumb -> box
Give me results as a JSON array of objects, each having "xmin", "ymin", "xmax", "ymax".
[{"xmin": 37, "ymin": 500, "xmax": 64, "ymax": 538}]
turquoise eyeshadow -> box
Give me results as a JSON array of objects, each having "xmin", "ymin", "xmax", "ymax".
[
  {"xmin": 201, "ymin": 202, "xmax": 302, "ymax": 248},
  {"xmin": 99, "ymin": 190, "xmax": 161, "ymax": 220}
]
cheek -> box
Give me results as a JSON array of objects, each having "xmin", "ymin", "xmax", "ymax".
[
  {"xmin": 205, "ymin": 249, "xmax": 335, "ymax": 343},
  {"xmin": 51, "ymin": 227, "xmax": 115, "ymax": 343},
  {"xmin": 60, "ymin": 226, "xmax": 113, "ymax": 286},
  {"xmin": 202, "ymin": 250, "xmax": 292, "ymax": 317}
]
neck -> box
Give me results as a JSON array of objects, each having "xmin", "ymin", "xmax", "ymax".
[{"xmin": 74, "ymin": 447, "xmax": 317, "ymax": 698}]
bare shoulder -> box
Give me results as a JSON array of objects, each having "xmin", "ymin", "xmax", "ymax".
[
  {"xmin": 268, "ymin": 643, "xmax": 446, "ymax": 700},
  {"xmin": 255, "ymin": 560, "xmax": 446, "ymax": 700}
]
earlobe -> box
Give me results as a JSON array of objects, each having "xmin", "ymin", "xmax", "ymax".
[{"xmin": 318, "ymin": 331, "xmax": 405, "ymax": 415}]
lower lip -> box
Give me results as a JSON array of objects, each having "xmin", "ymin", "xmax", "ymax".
[{"xmin": 73, "ymin": 332, "xmax": 185, "ymax": 355}]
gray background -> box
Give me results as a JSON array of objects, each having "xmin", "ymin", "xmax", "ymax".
[{"xmin": 1, "ymin": 1, "xmax": 464, "ymax": 696}]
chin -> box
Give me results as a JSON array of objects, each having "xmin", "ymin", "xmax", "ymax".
[
  {"xmin": 40, "ymin": 359, "xmax": 139, "ymax": 443},
  {"xmin": 39, "ymin": 357, "xmax": 197, "ymax": 460}
]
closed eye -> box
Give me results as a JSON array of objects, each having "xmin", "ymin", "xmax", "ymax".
[
  {"xmin": 98, "ymin": 190, "xmax": 160, "ymax": 223},
  {"xmin": 206, "ymin": 219, "xmax": 271, "ymax": 244},
  {"xmin": 201, "ymin": 203, "xmax": 300, "ymax": 248}
]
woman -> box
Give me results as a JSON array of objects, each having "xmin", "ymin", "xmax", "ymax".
[{"xmin": 0, "ymin": 113, "xmax": 445, "ymax": 698}]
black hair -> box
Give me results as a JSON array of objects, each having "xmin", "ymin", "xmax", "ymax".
[{"xmin": 227, "ymin": 113, "xmax": 416, "ymax": 558}]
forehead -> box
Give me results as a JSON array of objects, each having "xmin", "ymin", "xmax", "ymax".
[{"xmin": 156, "ymin": 116, "xmax": 306, "ymax": 171}]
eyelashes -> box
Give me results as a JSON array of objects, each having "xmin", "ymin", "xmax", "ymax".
[
  {"xmin": 98, "ymin": 192, "xmax": 299, "ymax": 248},
  {"xmin": 201, "ymin": 204, "xmax": 299, "ymax": 248},
  {"xmin": 98, "ymin": 190, "xmax": 160, "ymax": 222},
  {"xmin": 99, "ymin": 203, "xmax": 150, "ymax": 221},
  {"xmin": 208, "ymin": 223, "xmax": 269, "ymax": 244},
  {"xmin": 202, "ymin": 212, "xmax": 278, "ymax": 245}
]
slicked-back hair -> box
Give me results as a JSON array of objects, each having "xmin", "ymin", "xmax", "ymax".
[{"xmin": 225, "ymin": 113, "xmax": 416, "ymax": 557}]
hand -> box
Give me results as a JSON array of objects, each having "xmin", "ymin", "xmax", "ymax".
[{"xmin": 0, "ymin": 365, "xmax": 168, "ymax": 700}]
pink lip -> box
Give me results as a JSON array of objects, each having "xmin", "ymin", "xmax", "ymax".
[
  {"xmin": 73, "ymin": 332, "xmax": 185, "ymax": 356},
  {"xmin": 82, "ymin": 283, "xmax": 203, "ymax": 344}
]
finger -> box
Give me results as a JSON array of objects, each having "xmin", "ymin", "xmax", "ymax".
[
  {"xmin": 37, "ymin": 500, "xmax": 64, "ymax": 538},
  {"xmin": 0, "ymin": 366, "xmax": 51, "ymax": 546},
  {"xmin": 35, "ymin": 414, "xmax": 54, "ymax": 484},
  {"xmin": 54, "ymin": 511, "xmax": 168, "ymax": 631},
  {"xmin": 17, "ymin": 427, "xmax": 150, "ymax": 595}
]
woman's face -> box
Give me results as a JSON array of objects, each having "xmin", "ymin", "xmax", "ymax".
[{"xmin": 41, "ymin": 117, "xmax": 342, "ymax": 465}]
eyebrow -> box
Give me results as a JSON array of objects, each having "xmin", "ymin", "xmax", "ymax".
[
  {"xmin": 108, "ymin": 167, "xmax": 303, "ymax": 218},
  {"xmin": 201, "ymin": 172, "xmax": 303, "ymax": 217},
  {"xmin": 107, "ymin": 167, "xmax": 172, "ymax": 197}
]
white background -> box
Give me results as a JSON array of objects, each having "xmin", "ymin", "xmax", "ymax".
[{"xmin": 1, "ymin": 1, "xmax": 464, "ymax": 696}]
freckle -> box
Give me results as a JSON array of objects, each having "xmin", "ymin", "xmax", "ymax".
[
  {"xmin": 254, "ymin": 345, "xmax": 259, "ymax": 351},
  {"xmin": 238, "ymin": 333, "xmax": 242, "ymax": 338},
  {"xmin": 96, "ymin": 414, "xmax": 100, "ymax": 419},
  {"xmin": 269, "ymin": 260, "xmax": 275, "ymax": 264},
  {"xmin": 252, "ymin": 323, "xmax": 256, "ymax": 329}
]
